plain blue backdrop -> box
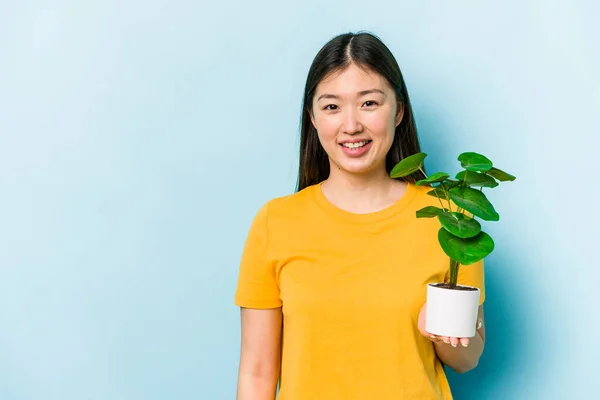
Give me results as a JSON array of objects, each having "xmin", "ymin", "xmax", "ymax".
[{"xmin": 1, "ymin": 1, "xmax": 598, "ymax": 399}]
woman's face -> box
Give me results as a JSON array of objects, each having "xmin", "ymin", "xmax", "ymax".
[{"xmin": 311, "ymin": 63, "xmax": 403, "ymax": 177}]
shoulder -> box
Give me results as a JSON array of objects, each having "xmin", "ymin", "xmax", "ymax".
[
  {"xmin": 255, "ymin": 184, "xmax": 318, "ymax": 221},
  {"xmin": 407, "ymin": 183, "xmax": 442, "ymax": 208}
]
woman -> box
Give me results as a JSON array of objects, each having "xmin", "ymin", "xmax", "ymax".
[{"xmin": 234, "ymin": 31, "xmax": 485, "ymax": 400}]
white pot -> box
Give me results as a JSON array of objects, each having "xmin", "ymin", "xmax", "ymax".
[{"xmin": 425, "ymin": 283, "xmax": 480, "ymax": 338}]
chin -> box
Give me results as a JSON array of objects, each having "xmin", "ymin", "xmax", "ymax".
[{"xmin": 335, "ymin": 160, "xmax": 380, "ymax": 175}]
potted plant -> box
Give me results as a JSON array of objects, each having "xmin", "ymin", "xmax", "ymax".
[{"xmin": 390, "ymin": 151, "xmax": 515, "ymax": 338}]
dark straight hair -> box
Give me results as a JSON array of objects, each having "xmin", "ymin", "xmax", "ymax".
[{"xmin": 296, "ymin": 31, "xmax": 426, "ymax": 192}]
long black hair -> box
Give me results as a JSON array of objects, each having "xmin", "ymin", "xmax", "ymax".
[{"xmin": 296, "ymin": 31, "xmax": 426, "ymax": 192}]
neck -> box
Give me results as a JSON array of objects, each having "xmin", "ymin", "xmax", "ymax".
[{"xmin": 321, "ymin": 164, "xmax": 407, "ymax": 214}]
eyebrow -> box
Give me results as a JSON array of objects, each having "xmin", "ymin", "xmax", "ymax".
[{"xmin": 316, "ymin": 89, "xmax": 386, "ymax": 101}]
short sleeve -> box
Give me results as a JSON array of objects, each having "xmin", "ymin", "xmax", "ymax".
[
  {"xmin": 446, "ymin": 259, "xmax": 486, "ymax": 305},
  {"xmin": 234, "ymin": 202, "xmax": 282, "ymax": 309}
]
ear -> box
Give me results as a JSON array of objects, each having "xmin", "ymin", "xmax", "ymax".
[
  {"xmin": 310, "ymin": 110, "xmax": 317, "ymax": 129},
  {"xmin": 395, "ymin": 102, "xmax": 404, "ymax": 127}
]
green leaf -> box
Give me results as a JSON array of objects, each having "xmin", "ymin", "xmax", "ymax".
[
  {"xmin": 416, "ymin": 172, "xmax": 450, "ymax": 186},
  {"xmin": 438, "ymin": 228, "xmax": 495, "ymax": 265},
  {"xmin": 486, "ymin": 167, "xmax": 516, "ymax": 182},
  {"xmin": 456, "ymin": 170, "xmax": 499, "ymax": 188},
  {"xmin": 457, "ymin": 152, "xmax": 493, "ymax": 172},
  {"xmin": 445, "ymin": 179, "xmax": 461, "ymax": 189},
  {"xmin": 438, "ymin": 212, "xmax": 481, "ymax": 238},
  {"xmin": 448, "ymin": 186, "xmax": 500, "ymax": 221},
  {"xmin": 427, "ymin": 187, "xmax": 448, "ymax": 200},
  {"xmin": 390, "ymin": 152, "xmax": 427, "ymax": 178},
  {"xmin": 416, "ymin": 206, "xmax": 444, "ymax": 218},
  {"xmin": 426, "ymin": 180, "xmax": 460, "ymax": 200}
]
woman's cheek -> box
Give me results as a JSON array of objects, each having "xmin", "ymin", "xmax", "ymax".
[
  {"xmin": 316, "ymin": 117, "xmax": 339, "ymax": 138},
  {"xmin": 363, "ymin": 115, "xmax": 387, "ymax": 135},
  {"xmin": 367, "ymin": 111, "xmax": 396, "ymax": 137}
]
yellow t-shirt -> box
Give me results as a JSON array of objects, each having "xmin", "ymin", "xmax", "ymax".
[{"xmin": 234, "ymin": 182, "xmax": 485, "ymax": 400}]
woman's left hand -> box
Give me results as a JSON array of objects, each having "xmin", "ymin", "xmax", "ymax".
[{"xmin": 417, "ymin": 302, "xmax": 472, "ymax": 348}]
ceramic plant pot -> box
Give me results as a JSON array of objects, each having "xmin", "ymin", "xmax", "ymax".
[{"xmin": 425, "ymin": 283, "xmax": 480, "ymax": 338}]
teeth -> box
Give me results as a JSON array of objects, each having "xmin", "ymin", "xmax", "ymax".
[{"xmin": 342, "ymin": 141, "xmax": 369, "ymax": 149}]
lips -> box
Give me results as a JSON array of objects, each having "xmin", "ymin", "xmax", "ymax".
[
  {"xmin": 339, "ymin": 140, "xmax": 373, "ymax": 157},
  {"xmin": 340, "ymin": 140, "xmax": 372, "ymax": 149}
]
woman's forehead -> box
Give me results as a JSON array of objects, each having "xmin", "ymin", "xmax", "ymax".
[{"xmin": 315, "ymin": 66, "xmax": 389, "ymax": 98}]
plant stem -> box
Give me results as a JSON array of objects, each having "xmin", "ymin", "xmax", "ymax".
[
  {"xmin": 441, "ymin": 183, "xmax": 452, "ymax": 212},
  {"xmin": 435, "ymin": 186, "xmax": 446, "ymax": 210},
  {"xmin": 420, "ymin": 167, "xmax": 447, "ymax": 211},
  {"xmin": 449, "ymin": 258, "xmax": 460, "ymax": 286},
  {"xmin": 458, "ymin": 171, "xmax": 469, "ymax": 213}
]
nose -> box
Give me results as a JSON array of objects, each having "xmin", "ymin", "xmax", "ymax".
[{"xmin": 342, "ymin": 107, "xmax": 363, "ymax": 135}]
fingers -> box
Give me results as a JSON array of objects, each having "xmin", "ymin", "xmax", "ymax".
[
  {"xmin": 428, "ymin": 334, "xmax": 442, "ymax": 343},
  {"xmin": 428, "ymin": 334, "xmax": 470, "ymax": 347},
  {"xmin": 428, "ymin": 318, "xmax": 481, "ymax": 345},
  {"xmin": 427, "ymin": 334, "xmax": 449, "ymax": 344}
]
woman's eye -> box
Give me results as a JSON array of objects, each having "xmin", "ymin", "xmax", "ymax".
[
  {"xmin": 324, "ymin": 104, "xmax": 338, "ymax": 110},
  {"xmin": 363, "ymin": 100, "xmax": 378, "ymax": 107}
]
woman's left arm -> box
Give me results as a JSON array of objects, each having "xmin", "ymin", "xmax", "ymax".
[{"xmin": 418, "ymin": 304, "xmax": 485, "ymax": 374}]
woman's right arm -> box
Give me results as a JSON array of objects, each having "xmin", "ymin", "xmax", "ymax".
[{"xmin": 236, "ymin": 307, "xmax": 283, "ymax": 400}]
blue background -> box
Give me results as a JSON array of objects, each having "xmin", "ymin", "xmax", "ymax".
[{"xmin": 1, "ymin": 1, "xmax": 598, "ymax": 399}]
